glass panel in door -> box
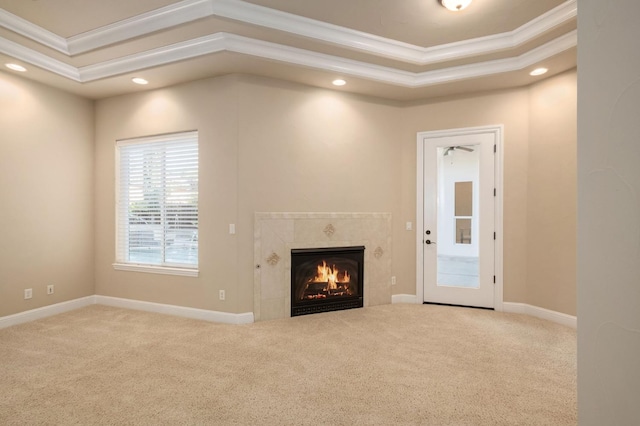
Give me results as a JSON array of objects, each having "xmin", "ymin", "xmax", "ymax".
[{"xmin": 436, "ymin": 145, "xmax": 479, "ymax": 288}]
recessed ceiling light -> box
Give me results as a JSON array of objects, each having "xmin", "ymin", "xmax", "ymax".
[
  {"xmin": 5, "ymin": 63, "xmax": 27, "ymax": 72},
  {"xmin": 132, "ymin": 77, "xmax": 149, "ymax": 85},
  {"xmin": 530, "ymin": 68, "xmax": 548, "ymax": 76},
  {"xmin": 332, "ymin": 79, "xmax": 346, "ymax": 86},
  {"xmin": 440, "ymin": 0, "xmax": 472, "ymax": 11}
]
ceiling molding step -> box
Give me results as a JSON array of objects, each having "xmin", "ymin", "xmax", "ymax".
[
  {"xmin": 210, "ymin": 0, "xmax": 426, "ymax": 64},
  {"xmin": 223, "ymin": 33, "xmax": 415, "ymax": 86},
  {"xmin": 513, "ymin": 0, "xmax": 577, "ymax": 45},
  {"xmin": 74, "ymin": 32, "xmax": 414, "ymax": 85},
  {"xmin": 414, "ymin": 30, "xmax": 577, "ymax": 86},
  {"xmin": 0, "ymin": 37, "xmax": 79, "ymax": 80},
  {"xmin": 76, "ymin": 32, "xmax": 408, "ymax": 84},
  {"xmin": 66, "ymin": 0, "xmax": 213, "ymax": 56},
  {"xmin": 419, "ymin": 0, "xmax": 577, "ymax": 64},
  {"xmin": 0, "ymin": 8, "xmax": 69, "ymax": 54},
  {"xmin": 1, "ymin": 0, "xmax": 577, "ymax": 66},
  {"xmin": 49, "ymin": 0, "xmax": 425, "ymax": 61},
  {"xmin": 1, "ymin": 22, "xmax": 576, "ymax": 87},
  {"xmin": 214, "ymin": 0, "xmax": 577, "ymax": 66},
  {"xmin": 76, "ymin": 30, "xmax": 576, "ymax": 87},
  {"xmin": 78, "ymin": 32, "xmax": 227, "ymax": 82},
  {"xmin": 515, "ymin": 29, "xmax": 576, "ymax": 69}
]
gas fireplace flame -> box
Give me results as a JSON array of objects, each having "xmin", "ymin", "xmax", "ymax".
[{"xmin": 312, "ymin": 260, "xmax": 350, "ymax": 290}]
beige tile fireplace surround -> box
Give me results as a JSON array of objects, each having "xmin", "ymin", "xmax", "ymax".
[{"xmin": 254, "ymin": 213, "xmax": 392, "ymax": 321}]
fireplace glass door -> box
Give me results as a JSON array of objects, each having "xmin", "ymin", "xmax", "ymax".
[{"xmin": 291, "ymin": 246, "xmax": 364, "ymax": 317}]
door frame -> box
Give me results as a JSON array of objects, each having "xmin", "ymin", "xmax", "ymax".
[{"xmin": 416, "ymin": 125, "xmax": 504, "ymax": 311}]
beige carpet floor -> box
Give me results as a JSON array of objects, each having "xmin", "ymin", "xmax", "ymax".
[{"xmin": 0, "ymin": 304, "xmax": 576, "ymax": 425}]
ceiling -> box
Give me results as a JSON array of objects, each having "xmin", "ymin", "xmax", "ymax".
[{"xmin": 0, "ymin": 0, "xmax": 576, "ymax": 102}]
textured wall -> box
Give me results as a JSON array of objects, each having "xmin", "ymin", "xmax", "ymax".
[{"xmin": 578, "ymin": 0, "xmax": 640, "ymax": 423}]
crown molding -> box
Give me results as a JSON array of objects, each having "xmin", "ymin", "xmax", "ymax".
[
  {"xmin": 0, "ymin": 0, "xmax": 577, "ymax": 87},
  {"xmin": 2, "ymin": 29, "xmax": 576, "ymax": 86},
  {"xmin": 0, "ymin": 8, "xmax": 69, "ymax": 54},
  {"xmin": 79, "ymin": 32, "xmax": 227, "ymax": 81},
  {"xmin": 1, "ymin": 28, "xmax": 575, "ymax": 86},
  {"xmin": 516, "ymin": 30, "xmax": 576, "ymax": 69},
  {"xmin": 0, "ymin": 0, "xmax": 577, "ymax": 66},
  {"xmin": 77, "ymin": 30, "xmax": 574, "ymax": 87},
  {"xmin": 0, "ymin": 37, "xmax": 79, "ymax": 80},
  {"xmin": 223, "ymin": 33, "xmax": 416, "ymax": 86},
  {"xmin": 66, "ymin": 0, "xmax": 213, "ymax": 55},
  {"xmin": 211, "ymin": 0, "xmax": 426, "ymax": 64},
  {"xmin": 417, "ymin": 0, "xmax": 577, "ymax": 64},
  {"xmin": 212, "ymin": 0, "xmax": 577, "ymax": 65},
  {"xmin": 413, "ymin": 31, "xmax": 576, "ymax": 86},
  {"xmin": 514, "ymin": 0, "xmax": 577, "ymax": 45}
]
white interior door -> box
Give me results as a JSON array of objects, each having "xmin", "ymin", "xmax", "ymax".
[{"xmin": 421, "ymin": 131, "xmax": 496, "ymax": 308}]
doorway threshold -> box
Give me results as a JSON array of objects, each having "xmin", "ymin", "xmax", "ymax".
[{"xmin": 423, "ymin": 302, "xmax": 494, "ymax": 311}]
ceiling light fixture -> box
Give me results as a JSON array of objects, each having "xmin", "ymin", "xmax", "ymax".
[
  {"xmin": 439, "ymin": 0, "xmax": 472, "ymax": 11},
  {"xmin": 5, "ymin": 63, "xmax": 27, "ymax": 72},
  {"xmin": 530, "ymin": 68, "xmax": 548, "ymax": 76},
  {"xmin": 132, "ymin": 77, "xmax": 149, "ymax": 85},
  {"xmin": 332, "ymin": 79, "xmax": 346, "ymax": 86}
]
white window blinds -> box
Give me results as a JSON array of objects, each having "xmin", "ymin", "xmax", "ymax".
[{"xmin": 116, "ymin": 131, "xmax": 198, "ymax": 269}]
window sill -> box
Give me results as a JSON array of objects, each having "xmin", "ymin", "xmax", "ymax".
[{"xmin": 113, "ymin": 263, "xmax": 199, "ymax": 277}]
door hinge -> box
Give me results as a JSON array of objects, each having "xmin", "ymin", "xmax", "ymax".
[
  {"xmin": 493, "ymin": 232, "xmax": 496, "ymax": 240},
  {"xmin": 493, "ymin": 188, "xmax": 496, "ymax": 197},
  {"xmin": 493, "ymin": 144, "xmax": 497, "ymax": 153},
  {"xmin": 493, "ymin": 275, "xmax": 496, "ymax": 284}
]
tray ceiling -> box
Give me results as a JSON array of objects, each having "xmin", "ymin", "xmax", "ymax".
[{"xmin": 0, "ymin": 0, "xmax": 576, "ymax": 101}]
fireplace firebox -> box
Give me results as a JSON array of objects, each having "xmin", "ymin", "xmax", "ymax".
[{"xmin": 291, "ymin": 246, "xmax": 364, "ymax": 317}]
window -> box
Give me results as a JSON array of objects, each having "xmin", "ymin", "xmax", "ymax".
[{"xmin": 115, "ymin": 131, "xmax": 198, "ymax": 275}]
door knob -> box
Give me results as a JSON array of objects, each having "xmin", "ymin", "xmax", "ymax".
[{"xmin": 425, "ymin": 239, "xmax": 436, "ymax": 245}]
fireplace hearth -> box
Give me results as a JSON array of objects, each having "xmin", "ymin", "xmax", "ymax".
[{"xmin": 291, "ymin": 246, "xmax": 364, "ymax": 317}]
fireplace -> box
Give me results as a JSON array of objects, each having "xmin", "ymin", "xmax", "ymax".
[{"xmin": 291, "ymin": 246, "xmax": 364, "ymax": 317}]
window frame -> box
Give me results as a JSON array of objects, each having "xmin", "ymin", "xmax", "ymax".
[{"xmin": 113, "ymin": 131, "xmax": 199, "ymax": 277}]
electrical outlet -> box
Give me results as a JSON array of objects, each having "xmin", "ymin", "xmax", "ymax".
[
  {"xmin": 47, "ymin": 284, "xmax": 54, "ymax": 295},
  {"xmin": 219, "ymin": 290, "xmax": 225, "ymax": 301},
  {"xmin": 24, "ymin": 288, "xmax": 33, "ymax": 299},
  {"xmin": 391, "ymin": 276, "xmax": 397, "ymax": 286}
]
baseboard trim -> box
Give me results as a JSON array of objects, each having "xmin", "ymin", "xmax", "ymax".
[
  {"xmin": 392, "ymin": 294, "xmax": 418, "ymax": 304},
  {"xmin": 1, "ymin": 295, "xmax": 571, "ymax": 329},
  {"xmin": 0, "ymin": 295, "xmax": 254, "ymax": 329},
  {"xmin": 390, "ymin": 294, "xmax": 576, "ymax": 329},
  {"xmin": 0, "ymin": 296, "xmax": 96, "ymax": 329},
  {"xmin": 95, "ymin": 295, "xmax": 255, "ymax": 325},
  {"xmin": 502, "ymin": 302, "xmax": 576, "ymax": 329}
]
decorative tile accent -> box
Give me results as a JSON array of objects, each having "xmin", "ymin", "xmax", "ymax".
[
  {"xmin": 323, "ymin": 224, "xmax": 336, "ymax": 237},
  {"xmin": 266, "ymin": 252, "xmax": 280, "ymax": 266},
  {"xmin": 374, "ymin": 246, "xmax": 384, "ymax": 259}
]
